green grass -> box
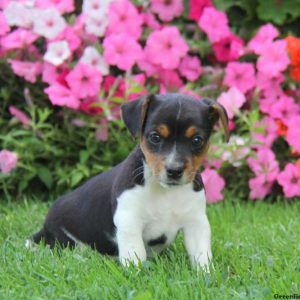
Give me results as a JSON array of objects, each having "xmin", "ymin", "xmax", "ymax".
[{"xmin": 0, "ymin": 197, "xmax": 299, "ymax": 300}]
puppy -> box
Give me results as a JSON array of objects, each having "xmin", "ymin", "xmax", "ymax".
[{"xmin": 29, "ymin": 93, "xmax": 229, "ymax": 269}]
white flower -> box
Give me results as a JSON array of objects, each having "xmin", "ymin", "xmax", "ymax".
[
  {"xmin": 80, "ymin": 46, "xmax": 109, "ymax": 75},
  {"xmin": 44, "ymin": 40, "xmax": 71, "ymax": 66},
  {"xmin": 84, "ymin": 15, "xmax": 108, "ymax": 37},
  {"xmin": 32, "ymin": 8, "xmax": 66, "ymax": 39},
  {"xmin": 82, "ymin": 0, "xmax": 112, "ymax": 19},
  {"xmin": 3, "ymin": 2, "xmax": 34, "ymax": 28}
]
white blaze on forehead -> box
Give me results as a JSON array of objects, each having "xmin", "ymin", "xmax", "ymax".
[{"xmin": 166, "ymin": 143, "xmax": 178, "ymax": 166}]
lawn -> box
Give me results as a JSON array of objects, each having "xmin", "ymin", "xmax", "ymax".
[{"xmin": 0, "ymin": 196, "xmax": 299, "ymax": 300}]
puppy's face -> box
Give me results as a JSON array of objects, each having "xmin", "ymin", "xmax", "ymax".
[{"xmin": 122, "ymin": 94, "xmax": 229, "ymax": 187}]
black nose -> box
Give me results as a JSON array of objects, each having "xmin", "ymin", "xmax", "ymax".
[{"xmin": 166, "ymin": 167, "xmax": 184, "ymax": 180}]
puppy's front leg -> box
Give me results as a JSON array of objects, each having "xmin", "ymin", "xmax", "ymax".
[
  {"xmin": 183, "ymin": 214, "xmax": 212, "ymax": 271},
  {"xmin": 116, "ymin": 219, "xmax": 146, "ymax": 266}
]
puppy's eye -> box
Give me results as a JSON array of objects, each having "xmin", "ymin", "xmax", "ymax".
[
  {"xmin": 192, "ymin": 135, "xmax": 203, "ymax": 147},
  {"xmin": 149, "ymin": 132, "xmax": 161, "ymax": 144}
]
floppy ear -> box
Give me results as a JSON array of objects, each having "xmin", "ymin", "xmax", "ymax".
[
  {"xmin": 121, "ymin": 94, "xmax": 155, "ymax": 138},
  {"xmin": 202, "ymin": 99, "xmax": 230, "ymax": 143}
]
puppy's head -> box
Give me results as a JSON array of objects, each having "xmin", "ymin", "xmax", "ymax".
[{"xmin": 121, "ymin": 93, "xmax": 229, "ymax": 187}]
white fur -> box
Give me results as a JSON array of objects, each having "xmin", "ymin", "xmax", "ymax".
[{"xmin": 114, "ymin": 164, "xmax": 212, "ymax": 269}]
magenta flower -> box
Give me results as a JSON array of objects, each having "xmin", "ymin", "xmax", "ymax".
[
  {"xmin": 9, "ymin": 106, "xmax": 30, "ymax": 126},
  {"xmin": 277, "ymin": 163, "xmax": 300, "ymax": 198},
  {"xmin": 142, "ymin": 12, "xmax": 162, "ymax": 30},
  {"xmin": 217, "ymin": 87, "xmax": 246, "ymax": 119},
  {"xmin": 0, "ymin": 11, "xmax": 9, "ymax": 36},
  {"xmin": 0, "ymin": 150, "xmax": 18, "ymax": 174},
  {"xmin": 286, "ymin": 116, "xmax": 300, "ymax": 153},
  {"xmin": 158, "ymin": 69, "xmax": 183, "ymax": 93},
  {"xmin": 189, "ymin": 0, "xmax": 212, "ymax": 21},
  {"xmin": 249, "ymin": 175, "xmax": 273, "ymax": 200},
  {"xmin": 247, "ymin": 148, "xmax": 279, "ymax": 182},
  {"xmin": 45, "ymin": 83, "xmax": 80, "ymax": 109},
  {"xmin": 107, "ymin": 0, "xmax": 143, "ymax": 39},
  {"xmin": 145, "ymin": 26, "xmax": 188, "ymax": 70},
  {"xmin": 54, "ymin": 26, "xmax": 81, "ymax": 51},
  {"xmin": 257, "ymin": 40, "xmax": 290, "ymax": 78},
  {"xmin": 248, "ymin": 23, "xmax": 279, "ymax": 55},
  {"xmin": 8, "ymin": 60, "xmax": 42, "ymax": 83},
  {"xmin": 223, "ymin": 62, "xmax": 256, "ymax": 94},
  {"xmin": 198, "ymin": 7, "xmax": 231, "ymax": 43},
  {"xmin": 66, "ymin": 63, "xmax": 102, "ymax": 99},
  {"xmin": 201, "ymin": 168, "xmax": 225, "ymax": 203},
  {"xmin": 269, "ymin": 95, "xmax": 300, "ymax": 125},
  {"xmin": 179, "ymin": 55, "xmax": 202, "ymax": 81},
  {"xmin": 103, "ymin": 33, "xmax": 142, "ymax": 71},
  {"xmin": 151, "ymin": 0, "xmax": 183, "ymax": 22},
  {"xmin": 1, "ymin": 29, "xmax": 38, "ymax": 50},
  {"xmin": 35, "ymin": 0, "xmax": 75, "ymax": 14},
  {"xmin": 256, "ymin": 72, "xmax": 284, "ymax": 94},
  {"xmin": 212, "ymin": 34, "xmax": 244, "ymax": 62}
]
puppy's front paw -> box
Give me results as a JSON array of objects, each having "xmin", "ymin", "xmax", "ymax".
[
  {"xmin": 119, "ymin": 247, "xmax": 147, "ymax": 267},
  {"xmin": 191, "ymin": 252, "xmax": 212, "ymax": 273}
]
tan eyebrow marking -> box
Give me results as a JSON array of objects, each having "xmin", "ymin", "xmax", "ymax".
[
  {"xmin": 157, "ymin": 124, "xmax": 170, "ymax": 138},
  {"xmin": 185, "ymin": 126, "xmax": 198, "ymax": 138}
]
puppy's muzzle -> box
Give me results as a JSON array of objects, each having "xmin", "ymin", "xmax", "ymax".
[{"xmin": 165, "ymin": 162, "xmax": 184, "ymax": 181}]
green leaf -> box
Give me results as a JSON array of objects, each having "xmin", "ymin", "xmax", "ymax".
[
  {"xmin": 131, "ymin": 291, "xmax": 152, "ymax": 300},
  {"xmin": 37, "ymin": 167, "xmax": 53, "ymax": 189},
  {"xmin": 70, "ymin": 172, "xmax": 84, "ymax": 187},
  {"xmin": 257, "ymin": 0, "xmax": 300, "ymax": 25},
  {"xmin": 79, "ymin": 150, "xmax": 89, "ymax": 164}
]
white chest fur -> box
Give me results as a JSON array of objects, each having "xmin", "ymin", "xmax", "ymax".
[{"xmin": 113, "ymin": 172, "xmax": 211, "ymax": 268}]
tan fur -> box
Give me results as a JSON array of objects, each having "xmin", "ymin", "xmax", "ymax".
[
  {"xmin": 185, "ymin": 126, "xmax": 198, "ymax": 138},
  {"xmin": 141, "ymin": 138, "xmax": 164, "ymax": 177},
  {"xmin": 157, "ymin": 124, "xmax": 170, "ymax": 138}
]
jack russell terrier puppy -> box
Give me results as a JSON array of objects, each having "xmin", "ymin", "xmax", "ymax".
[{"xmin": 29, "ymin": 93, "xmax": 229, "ymax": 270}]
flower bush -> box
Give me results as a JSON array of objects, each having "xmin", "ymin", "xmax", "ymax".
[{"xmin": 1, "ymin": 0, "xmax": 300, "ymax": 202}]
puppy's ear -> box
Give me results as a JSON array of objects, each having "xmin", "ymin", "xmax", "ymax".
[
  {"xmin": 121, "ymin": 94, "xmax": 155, "ymax": 138},
  {"xmin": 202, "ymin": 99, "xmax": 230, "ymax": 143}
]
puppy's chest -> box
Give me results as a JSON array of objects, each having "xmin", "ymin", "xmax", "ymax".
[{"xmin": 115, "ymin": 181, "xmax": 205, "ymax": 244}]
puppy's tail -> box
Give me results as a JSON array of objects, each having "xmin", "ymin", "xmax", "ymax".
[{"xmin": 25, "ymin": 228, "xmax": 45, "ymax": 249}]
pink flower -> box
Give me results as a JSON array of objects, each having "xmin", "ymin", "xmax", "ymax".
[
  {"xmin": 179, "ymin": 55, "xmax": 202, "ymax": 81},
  {"xmin": 1, "ymin": 29, "xmax": 38, "ymax": 50},
  {"xmin": 212, "ymin": 34, "xmax": 244, "ymax": 62},
  {"xmin": 257, "ymin": 40, "xmax": 290, "ymax": 78},
  {"xmin": 145, "ymin": 26, "xmax": 188, "ymax": 70},
  {"xmin": 223, "ymin": 62, "xmax": 256, "ymax": 94},
  {"xmin": 189, "ymin": 0, "xmax": 212, "ymax": 21},
  {"xmin": 138, "ymin": 51, "xmax": 161, "ymax": 76},
  {"xmin": 248, "ymin": 23, "xmax": 279, "ymax": 55},
  {"xmin": 247, "ymin": 148, "xmax": 279, "ymax": 182},
  {"xmin": 151, "ymin": 0, "xmax": 183, "ymax": 22},
  {"xmin": 286, "ymin": 116, "xmax": 300, "ymax": 153},
  {"xmin": 103, "ymin": 33, "xmax": 142, "ymax": 71},
  {"xmin": 45, "ymin": 83, "xmax": 80, "ymax": 109},
  {"xmin": 42, "ymin": 62, "xmax": 68, "ymax": 84},
  {"xmin": 269, "ymin": 95, "xmax": 300, "ymax": 125},
  {"xmin": 0, "ymin": 12, "xmax": 9, "ymax": 36},
  {"xmin": 252, "ymin": 117, "xmax": 278, "ymax": 148},
  {"xmin": 35, "ymin": 0, "xmax": 75, "ymax": 14},
  {"xmin": 9, "ymin": 106, "xmax": 30, "ymax": 126},
  {"xmin": 201, "ymin": 168, "xmax": 225, "ymax": 203},
  {"xmin": 9, "ymin": 60, "xmax": 42, "ymax": 83},
  {"xmin": 217, "ymin": 87, "xmax": 246, "ymax": 119},
  {"xmin": 44, "ymin": 40, "xmax": 71, "ymax": 66},
  {"xmin": 198, "ymin": 7, "xmax": 231, "ymax": 43},
  {"xmin": 277, "ymin": 163, "xmax": 300, "ymax": 198},
  {"xmin": 0, "ymin": 150, "xmax": 18, "ymax": 174},
  {"xmin": 32, "ymin": 8, "xmax": 66, "ymax": 39},
  {"xmin": 142, "ymin": 12, "xmax": 162, "ymax": 30},
  {"xmin": 107, "ymin": 0, "xmax": 143, "ymax": 39},
  {"xmin": 158, "ymin": 69, "xmax": 183, "ymax": 93},
  {"xmin": 66, "ymin": 63, "xmax": 102, "ymax": 99},
  {"xmin": 256, "ymin": 72, "xmax": 284, "ymax": 94},
  {"xmin": 54, "ymin": 26, "xmax": 81, "ymax": 51},
  {"xmin": 80, "ymin": 46, "xmax": 109, "ymax": 75},
  {"xmin": 249, "ymin": 175, "xmax": 273, "ymax": 200}
]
